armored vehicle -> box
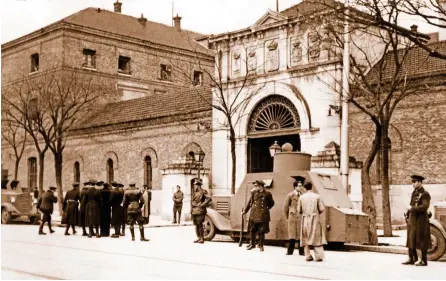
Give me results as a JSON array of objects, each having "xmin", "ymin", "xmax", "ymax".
[
  {"xmin": 1, "ymin": 178, "xmax": 40, "ymax": 224},
  {"xmin": 428, "ymin": 201, "xmax": 446, "ymax": 260}
]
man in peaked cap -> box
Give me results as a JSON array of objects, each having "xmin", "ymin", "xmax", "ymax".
[
  {"xmin": 122, "ymin": 183, "xmax": 149, "ymax": 241},
  {"xmin": 191, "ymin": 178, "xmax": 212, "ymax": 244},
  {"xmin": 100, "ymin": 183, "xmax": 112, "ymax": 237},
  {"xmin": 118, "ymin": 183, "xmax": 127, "ymax": 236},
  {"xmin": 110, "ymin": 182, "xmax": 124, "ymax": 238},
  {"xmin": 85, "ymin": 180, "xmax": 101, "ymax": 238},
  {"xmin": 79, "ymin": 181, "xmax": 90, "ymax": 236},
  {"xmin": 403, "ymin": 174, "xmax": 431, "ymax": 266},
  {"xmin": 37, "ymin": 186, "xmax": 58, "ymax": 235},
  {"xmin": 283, "ymin": 176, "xmax": 306, "ymax": 256},
  {"xmin": 62, "ymin": 182, "xmax": 81, "ymax": 235},
  {"xmin": 243, "ymin": 180, "xmax": 274, "ymax": 252}
]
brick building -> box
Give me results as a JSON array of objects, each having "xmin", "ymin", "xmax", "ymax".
[{"xmin": 1, "ymin": 2, "xmax": 214, "ymax": 215}]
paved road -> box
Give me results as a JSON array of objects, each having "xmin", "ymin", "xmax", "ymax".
[{"xmin": 1, "ymin": 225, "xmax": 445, "ymax": 279}]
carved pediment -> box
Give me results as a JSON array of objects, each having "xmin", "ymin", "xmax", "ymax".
[{"xmin": 252, "ymin": 9, "xmax": 289, "ymax": 28}]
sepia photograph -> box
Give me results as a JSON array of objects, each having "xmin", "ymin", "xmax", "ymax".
[{"xmin": 1, "ymin": 0, "xmax": 446, "ymax": 279}]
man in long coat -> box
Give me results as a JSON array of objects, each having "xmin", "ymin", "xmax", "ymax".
[
  {"xmin": 142, "ymin": 185, "xmax": 151, "ymax": 225},
  {"xmin": 110, "ymin": 182, "xmax": 124, "ymax": 238},
  {"xmin": 100, "ymin": 183, "xmax": 112, "ymax": 237},
  {"xmin": 119, "ymin": 183, "xmax": 127, "ymax": 236},
  {"xmin": 191, "ymin": 179, "xmax": 212, "ymax": 244},
  {"xmin": 172, "ymin": 185, "xmax": 183, "ymax": 224},
  {"xmin": 84, "ymin": 180, "xmax": 101, "ymax": 238},
  {"xmin": 79, "ymin": 181, "xmax": 90, "ymax": 236},
  {"xmin": 37, "ymin": 186, "xmax": 58, "ymax": 235},
  {"xmin": 123, "ymin": 183, "xmax": 149, "ymax": 241},
  {"xmin": 298, "ymin": 182, "xmax": 327, "ymax": 261},
  {"xmin": 243, "ymin": 180, "xmax": 275, "ymax": 252},
  {"xmin": 283, "ymin": 176, "xmax": 305, "ymax": 255},
  {"xmin": 402, "ymin": 174, "xmax": 431, "ymax": 266},
  {"xmin": 62, "ymin": 182, "xmax": 80, "ymax": 235}
]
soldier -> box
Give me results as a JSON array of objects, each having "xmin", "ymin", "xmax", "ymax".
[
  {"xmin": 110, "ymin": 182, "xmax": 124, "ymax": 238},
  {"xmin": 283, "ymin": 176, "xmax": 306, "ymax": 256},
  {"xmin": 243, "ymin": 180, "xmax": 275, "ymax": 252},
  {"xmin": 119, "ymin": 183, "xmax": 127, "ymax": 236},
  {"xmin": 298, "ymin": 182, "xmax": 327, "ymax": 262},
  {"xmin": 62, "ymin": 182, "xmax": 80, "ymax": 235},
  {"xmin": 100, "ymin": 183, "xmax": 112, "ymax": 237},
  {"xmin": 191, "ymin": 179, "xmax": 212, "ymax": 244},
  {"xmin": 79, "ymin": 181, "xmax": 90, "ymax": 236},
  {"xmin": 37, "ymin": 186, "xmax": 58, "ymax": 235},
  {"xmin": 84, "ymin": 180, "xmax": 101, "ymax": 238},
  {"xmin": 123, "ymin": 183, "xmax": 149, "ymax": 242},
  {"xmin": 402, "ymin": 174, "xmax": 431, "ymax": 266},
  {"xmin": 172, "ymin": 185, "xmax": 184, "ymax": 224},
  {"xmin": 142, "ymin": 184, "xmax": 151, "ymax": 225}
]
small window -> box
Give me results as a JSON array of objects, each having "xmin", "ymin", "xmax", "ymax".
[
  {"xmin": 160, "ymin": 64, "xmax": 172, "ymax": 80},
  {"xmin": 30, "ymin": 53, "xmax": 39, "ymax": 73},
  {"xmin": 193, "ymin": 71, "xmax": 203, "ymax": 85},
  {"xmin": 106, "ymin": 159, "xmax": 114, "ymax": 184},
  {"xmin": 74, "ymin": 162, "xmax": 80, "ymax": 183},
  {"xmin": 118, "ymin": 56, "xmax": 131, "ymax": 74},
  {"xmin": 144, "ymin": 156, "xmax": 152, "ymax": 189},
  {"xmin": 83, "ymin": 49, "xmax": 96, "ymax": 68},
  {"xmin": 28, "ymin": 157, "xmax": 37, "ymax": 188}
]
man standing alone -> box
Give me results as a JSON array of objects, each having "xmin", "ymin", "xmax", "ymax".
[
  {"xmin": 298, "ymin": 182, "xmax": 326, "ymax": 261},
  {"xmin": 37, "ymin": 186, "xmax": 58, "ymax": 235},
  {"xmin": 123, "ymin": 183, "xmax": 149, "ymax": 242},
  {"xmin": 173, "ymin": 185, "xmax": 184, "ymax": 224},
  {"xmin": 402, "ymin": 174, "xmax": 431, "ymax": 266},
  {"xmin": 191, "ymin": 179, "xmax": 212, "ymax": 244}
]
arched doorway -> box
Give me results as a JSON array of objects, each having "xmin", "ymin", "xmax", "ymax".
[{"xmin": 247, "ymin": 95, "xmax": 301, "ymax": 173}]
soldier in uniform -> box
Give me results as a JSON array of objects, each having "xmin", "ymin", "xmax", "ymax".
[
  {"xmin": 84, "ymin": 180, "xmax": 101, "ymax": 238},
  {"xmin": 119, "ymin": 183, "xmax": 127, "ymax": 236},
  {"xmin": 283, "ymin": 176, "xmax": 306, "ymax": 256},
  {"xmin": 110, "ymin": 182, "xmax": 124, "ymax": 238},
  {"xmin": 37, "ymin": 186, "xmax": 58, "ymax": 235},
  {"xmin": 123, "ymin": 183, "xmax": 149, "ymax": 241},
  {"xmin": 402, "ymin": 174, "xmax": 431, "ymax": 266},
  {"xmin": 62, "ymin": 182, "xmax": 80, "ymax": 235},
  {"xmin": 142, "ymin": 184, "xmax": 151, "ymax": 225},
  {"xmin": 172, "ymin": 185, "xmax": 184, "ymax": 224},
  {"xmin": 191, "ymin": 179, "xmax": 212, "ymax": 244},
  {"xmin": 79, "ymin": 181, "xmax": 90, "ymax": 236},
  {"xmin": 243, "ymin": 180, "xmax": 275, "ymax": 252},
  {"xmin": 100, "ymin": 183, "xmax": 112, "ymax": 237}
]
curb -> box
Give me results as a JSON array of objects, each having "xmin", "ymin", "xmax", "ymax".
[{"xmin": 345, "ymin": 243, "xmax": 407, "ymax": 255}]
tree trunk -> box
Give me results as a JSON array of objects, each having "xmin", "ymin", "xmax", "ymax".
[
  {"xmin": 361, "ymin": 123, "xmax": 381, "ymax": 245},
  {"xmin": 229, "ymin": 125, "xmax": 236, "ymax": 195},
  {"xmin": 54, "ymin": 151, "xmax": 64, "ymax": 214},
  {"xmin": 381, "ymin": 123, "xmax": 393, "ymax": 236},
  {"xmin": 14, "ymin": 159, "xmax": 20, "ymax": 181},
  {"xmin": 38, "ymin": 153, "xmax": 45, "ymax": 198}
]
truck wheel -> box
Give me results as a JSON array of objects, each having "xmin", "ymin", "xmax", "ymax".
[
  {"xmin": 195, "ymin": 215, "xmax": 216, "ymax": 241},
  {"xmin": 427, "ymin": 226, "xmax": 446, "ymax": 261},
  {"xmin": 1, "ymin": 208, "xmax": 10, "ymax": 224}
]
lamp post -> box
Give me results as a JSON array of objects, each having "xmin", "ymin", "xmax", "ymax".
[
  {"xmin": 194, "ymin": 148, "xmax": 206, "ymax": 179},
  {"xmin": 269, "ymin": 141, "xmax": 282, "ymax": 158}
]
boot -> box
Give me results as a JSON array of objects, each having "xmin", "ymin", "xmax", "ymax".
[
  {"xmin": 130, "ymin": 227, "xmax": 135, "ymax": 241},
  {"xmin": 173, "ymin": 212, "xmax": 177, "ymax": 224},
  {"xmin": 259, "ymin": 233, "xmax": 265, "ymax": 252},
  {"xmin": 65, "ymin": 225, "xmax": 71, "ymax": 236},
  {"xmin": 111, "ymin": 226, "xmax": 120, "ymax": 238},
  {"xmin": 193, "ymin": 225, "xmax": 201, "ymax": 243},
  {"xmin": 178, "ymin": 212, "xmax": 181, "ymax": 224},
  {"xmin": 140, "ymin": 227, "xmax": 149, "ymax": 242},
  {"xmin": 72, "ymin": 225, "xmax": 77, "ymax": 235},
  {"xmin": 286, "ymin": 239, "xmax": 296, "ymax": 255},
  {"xmin": 415, "ymin": 260, "xmax": 427, "ymax": 266},
  {"xmin": 120, "ymin": 225, "xmax": 125, "ymax": 236},
  {"xmin": 247, "ymin": 232, "xmax": 256, "ymax": 250},
  {"xmin": 38, "ymin": 222, "xmax": 46, "ymax": 235},
  {"xmin": 82, "ymin": 226, "xmax": 88, "ymax": 236},
  {"xmin": 402, "ymin": 259, "xmax": 415, "ymax": 265},
  {"xmin": 95, "ymin": 226, "xmax": 101, "ymax": 238},
  {"xmin": 88, "ymin": 226, "xmax": 94, "ymax": 238},
  {"xmin": 198, "ymin": 227, "xmax": 204, "ymax": 244},
  {"xmin": 48, "ymin": 222, "xmax": 55, "ymax": 234},
  {"xmin": 297, "ymin": 240, "xmax": 305, "ymax": 256}
]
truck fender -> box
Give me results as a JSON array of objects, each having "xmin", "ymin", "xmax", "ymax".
[
  {"xmin": 430, "ymin": 218, "xmax": 446, "ymax": 238},
  {"xmin": 206, "ymin": 208, "xmax": 232, "ymax": 232},
  {"xmin": 1, "ymin": 203, "xmax": 19, "ymax": 214}
]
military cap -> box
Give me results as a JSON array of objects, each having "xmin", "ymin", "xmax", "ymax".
[
  {"xmin": 118, "ymin": 183, "xmax": 124, "ymax": 188},
  {"xmin": 129, "ymin": 183, "xmax": 136, "ymax": 187},
  {"xmin": 89, "ymin": 179, "xmax": 97, "ymax": 185},
  {"xmin": 49, "ymin": 186, "xmax": 57, "ymax": 191},
  {"xmin": 193, "ymin": 179, "xmax": 203, "ymax": 185},
  {"xmin": 253, "ymin": 180, "xmax": 265, "ymax": 187},
  {"xmin": 83, "ymin": 181, "xmax": 90, "ymax": 186},
  {"xmin": 111, "ymin": 181, "xmax": 118, "ymax": 187},
  {"xmin": 411, "ymin": 174, "xmax": 425, "ymax": 182},
  {"xmin": 96, "ymin": 181, "xmax": 104, "ymax": 186},
  {"xmin": 103, "ymin": 183, "xmax": 110, "ymax": 189},
  {"xmin": 72, "ymin": 182, "xmax": 80, "ymax": 187}
]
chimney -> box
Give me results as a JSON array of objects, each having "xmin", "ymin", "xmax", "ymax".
[
  {"xmin": 173, "ymin": 14, "xmax": 182, "ymax": 32},
  {"xmin": 114, "ymin": 0, "xmax": 122, "ymax": 13},
  {"xmin": 410, "ymin": 24, "xmax": 418, "ymax": 33},
  {"xmin": 138, "ymin": 14, "xmax": 147, "ymax": 26}
]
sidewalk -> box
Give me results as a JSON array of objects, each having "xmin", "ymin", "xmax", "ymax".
[{"xmin": 345, "ymin": 229, "xmax": 408, "ymax": 255}]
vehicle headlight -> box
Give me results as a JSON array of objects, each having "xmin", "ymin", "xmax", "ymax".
[{"xmin": 10, "ymin": 197, "xmax": 16, "ymax": 203}]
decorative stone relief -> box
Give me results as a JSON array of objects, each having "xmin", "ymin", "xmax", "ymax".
[
  {"xmin": 308, "ymin": 32, "xmax": 320, "ymax": 60},
  {"xmin": 290, "ymin": 37, "xmax": 303, "ymax": 65},
  {"xmin": 248, "ymin": 49, "xmax": 257, "ymax": 72},
  {"xmin": 266, "ymin": 40, "xmax": 279, "ymax": 72},
  {"xmin": 232, "ymin": 52, "xmax": 241, "ymax": 74}
]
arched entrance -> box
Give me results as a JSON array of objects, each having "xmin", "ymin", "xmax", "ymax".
[{"xmin": 247, "ymin": 95, "xmax": 301, "ymax": 173}]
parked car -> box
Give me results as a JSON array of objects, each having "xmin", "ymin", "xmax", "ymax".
[
  {"xmin": 428, "ymin": 201, "xmax": 446, "ymax": 261},
  {"xmin": 1, "ymin": 180, "xmax": 41, "ymax": 224}
]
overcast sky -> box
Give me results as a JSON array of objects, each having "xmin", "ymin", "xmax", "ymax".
[{"xmin": 1, "ymin": 0, "xmax": 440, "ymax": 44}]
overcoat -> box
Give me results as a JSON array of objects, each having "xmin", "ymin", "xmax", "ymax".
[
  {"xmin": 110, "ymin": 188, "xmax": 124, "ymax": 226},
  {"xmin": 100, "ymin": 187, "xmax": 111, "ymax": 236},
  {"xmin": 406, "ymin": 187, "xmax": 432, "ymax": 250},
  {"xmin": 84, "ymin": 187, "xmax": 101, "ymax": 226},
  {"xmin": 245, "ymin": 190, "xmax": 275, "ymax": 233},
  {"xmin": 123, "ymin": 189, "xmax": 144, "ymax": 215},
  {"xmin": 78, "ymin": 187, "xmax": 89, "ymax": 226},
  {"xmin": 37, "ymin": 191, "xmax": 58, "ymax": 214},
  {"xmin": 62, "ymin": 189, "xmax": 80, "ymax": 225},
  {"xmin": 142, "ymin": 190, "xmax": 152, "ymax": 224},
  {"xmin": 191, "ymin": 188, "xmax": 212, "ymax": 215},
  {"xmin": 298, "ymin": 191, "xmax": 327, "ymax": 247},
  {"xmin": 283, "ymin": 190, "xmax": 302, "ymax": 240}
]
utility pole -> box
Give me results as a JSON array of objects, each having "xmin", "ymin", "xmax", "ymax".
[{"xmin": 340, "ymin": 0, "xmax": 350, "ymax": 192}]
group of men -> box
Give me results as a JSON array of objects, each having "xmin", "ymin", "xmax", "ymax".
[
  {"xmin": 242, "ymin": 176, "xmax": 326, "ymax": 261},
  {"xmin": 37, "ymin": 180, "xmax": 152, "ymax": 242}
]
